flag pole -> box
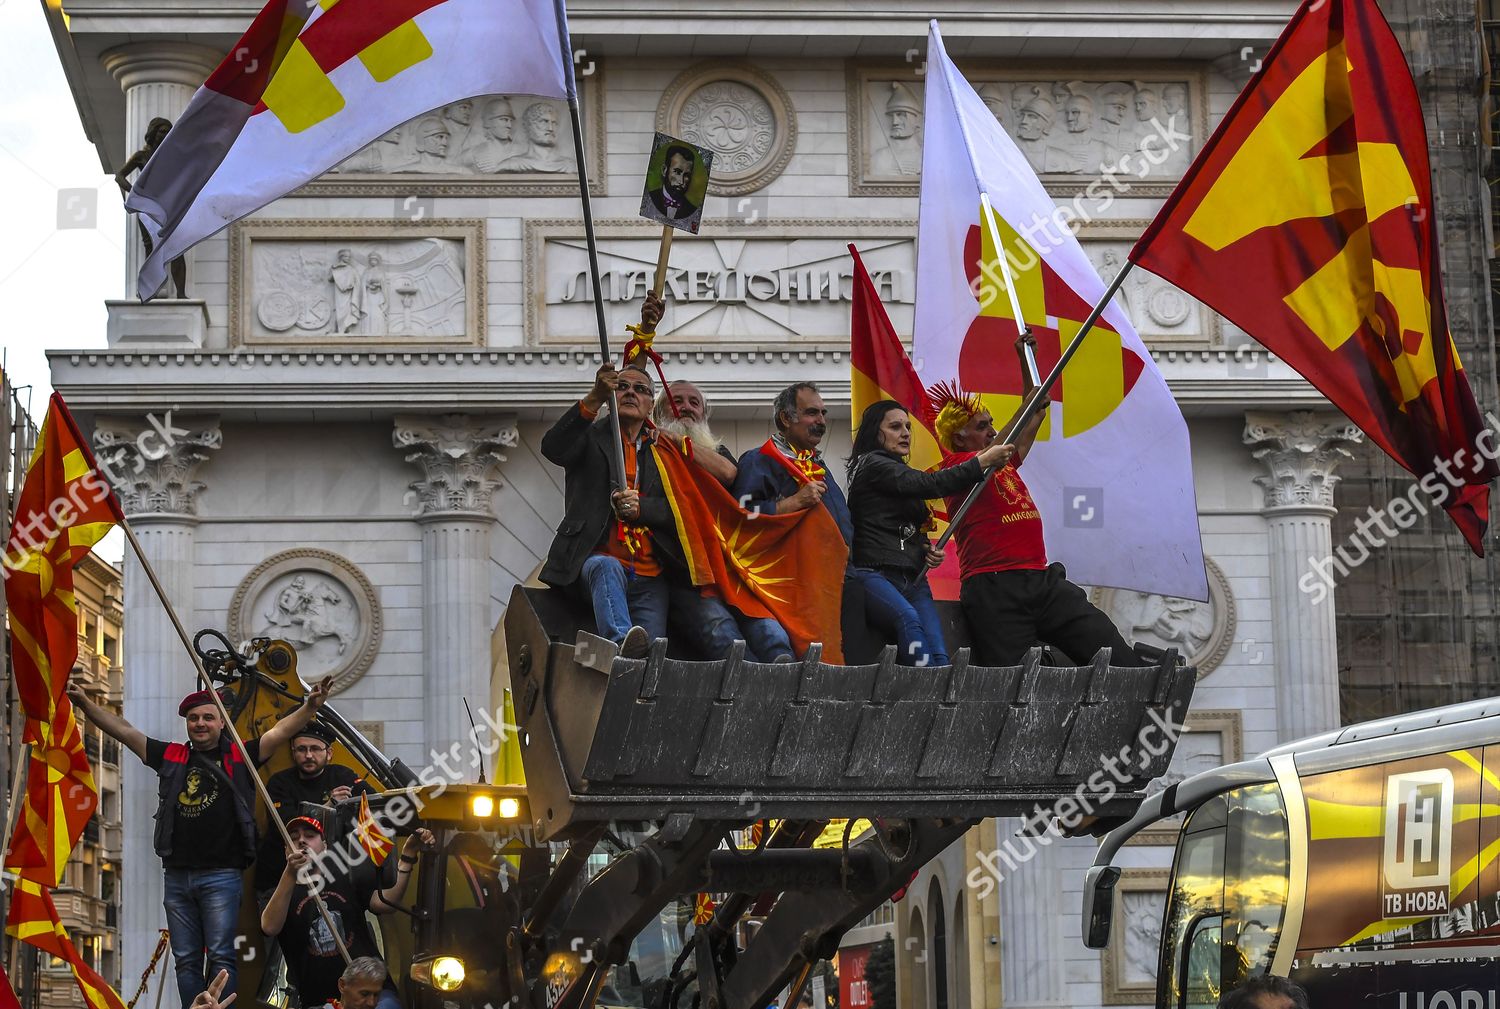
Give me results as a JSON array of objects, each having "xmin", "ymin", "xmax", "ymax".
[
  {"xmin": 567, "ymin": 94, "xmax": 628, "ymax": 489},
  {"xmin": 934, "ymin": 261, "xmax": 1137, "ymax": 550},
  {"xmin": 978, "ymin": 194, "xmax": 1042, "ymax": 384},
  {"xmin": 49, "ymin": 401, "xmax": 353, "ymax": 964}
]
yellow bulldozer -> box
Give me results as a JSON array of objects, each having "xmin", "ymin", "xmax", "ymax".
[{"xmin": 205, "ymin": 584, "xmax": 1198, "ymax": 1009}]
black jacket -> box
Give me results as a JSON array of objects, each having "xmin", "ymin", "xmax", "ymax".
[
  {"xmin": 540, "ymin": 403, "xmax": 686, "ymax": 586},
  {"xmin": 847, "ymin": 451, "xmax": 984, "ymax": 575}
]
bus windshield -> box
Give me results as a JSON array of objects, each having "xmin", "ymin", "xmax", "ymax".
[{"xmin": 1160, "ymin": 784, "xmax": 1290, "ymax": 1009}]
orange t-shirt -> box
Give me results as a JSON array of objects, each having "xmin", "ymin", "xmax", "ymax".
[{"xmin": 579, "ymin": 401, "xmax": 660, "ymax": 577}]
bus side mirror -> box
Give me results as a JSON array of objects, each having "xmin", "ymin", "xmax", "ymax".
[{"xmin": 1082, "ymin": 865, "xmax": 1121, "ymax": 949}]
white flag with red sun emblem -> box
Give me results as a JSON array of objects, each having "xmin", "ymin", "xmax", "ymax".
[{"xmin": 913, "ymin": 21, "xmax": 1206, "ymax": 599}]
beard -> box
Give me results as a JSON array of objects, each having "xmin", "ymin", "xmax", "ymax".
[{"xmin": 657, "ymin": 414, "xmax": 721, "ymax": 452}]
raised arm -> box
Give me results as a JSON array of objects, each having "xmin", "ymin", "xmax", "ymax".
[
  {"xmin": 258, "ymin": 678, "xmax": 333, "ymax": 756},
  {"xmin": 66, "ymin": 681, "xmax": 146, "ymax": 763},
  {"xmin": 542, "ymin": 365, "xmax": 617, "ymax": 466},
  {"xmin": 259, "ymin": 846, "xmax": 308, "ymax": 937},
  {"xmin": 370, "ymin": 828, "xmax": 435, "ymax": 914}
]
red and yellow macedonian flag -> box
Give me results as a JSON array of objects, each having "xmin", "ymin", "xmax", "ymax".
[
  {"xmin": 355, "ymin": 792, "xmax": 395, "ymax": 867},
  {"xmin": 652, "ymin": 441, "xmax": 848, "ymax": 662},
  {"xmin": 3, "ymin": 394, "xmax": 122, "ymax": 887},
  {"xmin": 7, "ymin": 879, "xmax": 126, "ymax": 1009},
  {"xmin": 1131, "ymin": 0, "xmax": 1497, "ymax": 552}
]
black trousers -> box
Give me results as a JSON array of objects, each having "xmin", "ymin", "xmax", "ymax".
[{"xmin": 960, "ymin": 562, "xmax": 1141, "ymax": 667}]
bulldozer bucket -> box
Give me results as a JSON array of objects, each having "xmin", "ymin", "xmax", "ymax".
[{"xmin": 504, "ymin": 586, "xmax": 1195, "ymax": 841}]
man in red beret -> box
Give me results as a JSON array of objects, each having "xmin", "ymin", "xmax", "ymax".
[{"xmin": 68, "ymin": 676, "xmax": 332, "ymax": 1009}]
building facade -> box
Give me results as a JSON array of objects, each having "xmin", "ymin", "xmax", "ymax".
[{"xmin": 41, "ymin": 0, "xmax": 1498, "ymax": 1006}]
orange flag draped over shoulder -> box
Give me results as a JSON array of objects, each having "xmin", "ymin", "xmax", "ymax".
[
  {"xmin": 1131, "ymin": 0, "xmax": 1497, "ymax": 552},
  {"xmin": 651, "ymin": 440, "xmax": 847, "ymax": 662}
]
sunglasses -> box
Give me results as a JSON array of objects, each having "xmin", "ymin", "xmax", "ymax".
[{"xmin": 617, "ymin": 382, "xmax": 653, "ymax": 396}]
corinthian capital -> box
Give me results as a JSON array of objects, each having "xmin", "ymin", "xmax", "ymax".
[
  {"xmin": 91, "ymin": 413, "xmax": 222, "ymax": 517},
  {"xmin": 393, "ymin": 414, "xmax": 518, "ymax": 518},
  {"xmin": 1244, "ymin": 411, "xmax": 1364, "ymax": 511}
]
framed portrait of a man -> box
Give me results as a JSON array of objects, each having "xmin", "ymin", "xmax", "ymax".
[{"xmin": 639, "ymin": 132, "xmax": 714, "ymax": 235}]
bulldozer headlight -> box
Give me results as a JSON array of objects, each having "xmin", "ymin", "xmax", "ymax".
[
  {"xmin": 410, "ymin": 955, "xmax": 466, "ymax": 992},
  {"xmin": 470, "ymin": 794, "xmax": 495, "ymax": 818},
  {"xmin": 499, "ymin": 797, "xmax": 520, "ymax": 819}
]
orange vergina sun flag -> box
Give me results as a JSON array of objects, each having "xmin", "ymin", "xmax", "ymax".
[
  {"xmin": 652, "ymin": 440, "xmax": 848, "ymax": 662},
  {"xmin": 7, "ymin": 878, "xmax": 126, "ymax": 1009},
  {"xmin": 692, "ymin": 893, "xmax": 716, "ymax": 927},
  {"xmin": 355, "ymin": 792, "xmax": 395, "ymax": 867},
  {"xmin": 1130, "ymin": 0, "xmax": 1497, "ymax": 553},
  {"xmin": 3, "ymin": 393, "xmax": 122, "ymax": 888}
]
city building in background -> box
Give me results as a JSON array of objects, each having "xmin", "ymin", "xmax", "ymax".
[{"xmin": 30, "ymin": 0, "xmax": 1500, "ymax": 1005}]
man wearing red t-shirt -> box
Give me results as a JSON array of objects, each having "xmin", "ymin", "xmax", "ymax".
[{"xmin": 935, "ymin": 380, "xmax": 1138, "ymax": 668}]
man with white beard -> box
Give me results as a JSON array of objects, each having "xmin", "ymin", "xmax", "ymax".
[
  {"xmin": 636, "ymin": 293, "xmax": 795, "ymax": 662},
  {"xmin": 654, "ymin": 379, "xmax": 738, "ymax": 487}
]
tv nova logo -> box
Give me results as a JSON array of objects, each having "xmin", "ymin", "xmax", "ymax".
[{"xmin": 1382, "ymin": 768, "xmax": 1454, "ymax": 918}]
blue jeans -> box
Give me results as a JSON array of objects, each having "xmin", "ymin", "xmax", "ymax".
[
  {"xmin": 163, "ymin": 867, "xmax": 243, "ymax": 1009},
  {"xmin": 580, "ymin": 554, "xmax": 670, "ymax": 644},
  {"xmin": 850, "ymin": 567, "xmax": 949, "ymax": 667},
  {"xmin": 670, "ymin": 587, "xmax": 795, "ymax": 661}
]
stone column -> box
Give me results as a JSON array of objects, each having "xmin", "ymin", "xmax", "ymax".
[
  {"xmin": 393, "ymin": 416, "xmax": 516, "ymax": 760},
  {"xmin": 92, "ymin": 414, "xmax": 221, "ymax": 994},
  {"xmin": 101, "ymin": 42, "xmax": 221, "ymax": 295},
  {"xmin": 1244, "ymin": 412, "xmax": 1363, "ymax": 742},
  {"xmin": 996, "ymin": 818, "xmax": 1067, "ymax": 1007}
]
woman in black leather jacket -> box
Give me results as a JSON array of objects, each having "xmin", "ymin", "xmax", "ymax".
[{"xmin": 846, "ymin": 399, "xmax": 1012, "ymax": 666}]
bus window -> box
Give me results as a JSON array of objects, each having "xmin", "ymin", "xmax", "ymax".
[
  {"xmin": 1162, "ymin": 797, "xmax": 1226, "ymax": 1009},
  {"xmin": 1180, "ymin": 913, "xmax": 1223, "ymax": 1009},
  {"xmin": 1223, "ymin": 784, "xmax": 1289, "ymax": 983}
]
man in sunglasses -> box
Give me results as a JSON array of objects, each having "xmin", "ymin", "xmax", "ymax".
[{"xmin": 541, "ymin": 317, "xmax": 690, "ymax": 658}]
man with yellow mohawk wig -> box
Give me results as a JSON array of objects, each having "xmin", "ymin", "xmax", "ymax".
[{"xmin": 932, "ymin": 349, "xmax": 1141, "ymax": 668}]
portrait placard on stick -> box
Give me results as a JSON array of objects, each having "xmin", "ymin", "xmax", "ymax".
[{"xmin": 639, "ymin": 132, "xmax": 713, "ymax": 235}]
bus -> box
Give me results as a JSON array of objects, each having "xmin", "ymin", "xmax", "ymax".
[{"xmin": 1083, "ymin": 696, "xmax": 1500, "ymax": 1008}]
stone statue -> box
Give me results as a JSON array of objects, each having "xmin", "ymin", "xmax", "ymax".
[
  {"xmin": 495, "ymin": 102, "xmax": 572, "ymax": 173},
  {"xmin": 410, "ymin": 117, "xmax": 454, "ymax": 173},
  {"xmin": 869, "ymin": 81, "xmax": 922, "ymax": 176},
  {"xmin": 328, "ymin": 248, "xmax": 362, "ymax": 333},
  {"xmin": 442, "ymin": 100, "xmax": 476, "ymax": 162},
  {"xmin": 461, "ymin": 97, "xmax": 522, "ymax": 173},
  {"xmin": 335, "ymin": 125, "xmax": 415, "ymax": 173},
  {"xmin": 976, "ymin": 82, "xmax": 1008, "ymax": 131},
  {"xmin": 359, "ymin": 251, "xmax": 388, "ymax": 336},
  {"xmin": 1094, "ymin": 82, "xmax": 1136, "ymax": 162},
  {"xmin": 114, "ymin": 117, "xmax": 186, "ymax": 299}
]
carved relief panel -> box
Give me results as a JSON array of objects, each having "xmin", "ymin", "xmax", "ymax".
[
  {"xmin": 229, "ymin": 549, "xmax": 383, "ymax": 695},
  {"xmin": 1092, "ymin": 555, "xmax": 1236, "ymax": 673},
  {"xmin": 849, "ymin": 64, "xmax": 1207, "ymax": 196},
  {"xmin": 656, "ymin": 63, "xmax": 797, "ymax": 196},
  {"xmin": 229, "ymin": 219, "xmax": 484, "ymax": 346},
  {"xmin": 302, "ymin": 72, "xmax": 605, "ymax": 196}
]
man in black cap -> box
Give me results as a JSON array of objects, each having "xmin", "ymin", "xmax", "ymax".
[
  {"xmin": 256, "ymin": 722, "xmax": 374, "ymax": 893},
  {"xmin": 66, "ymin": 677, "xmax": 332, "ymax": 1009}
]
